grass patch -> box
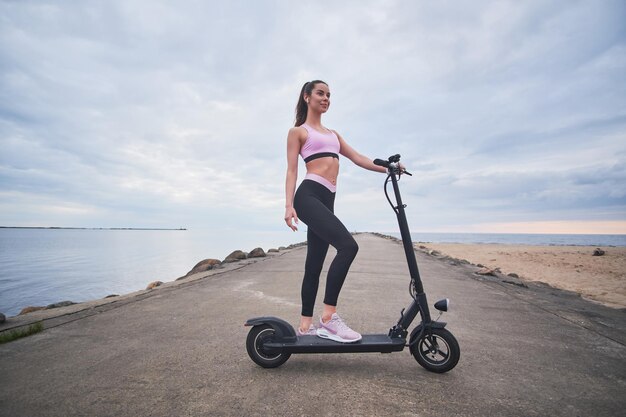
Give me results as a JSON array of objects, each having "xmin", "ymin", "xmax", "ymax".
[{"xmin": 0, "ymin": 322, "xmax": 44, "ymax": 344}]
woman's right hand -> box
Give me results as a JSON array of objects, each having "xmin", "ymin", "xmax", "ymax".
[{"xmin": 284, "ymin": 206, "xmax": 299, "ymax": 231}]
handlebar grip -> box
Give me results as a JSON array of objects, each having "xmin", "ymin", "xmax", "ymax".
[{"xmin": 373, "ymin": 159, "xmax": 389, "ymax": 167}]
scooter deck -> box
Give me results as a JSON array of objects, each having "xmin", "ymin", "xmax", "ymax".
[{"xmin": 265, "ymin": 334, "xmax": 406, "ymax": 354}]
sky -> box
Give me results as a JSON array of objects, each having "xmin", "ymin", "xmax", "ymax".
[{"xmin": 1, "ymin": 0, "xmax": 625, "ymax": 236}]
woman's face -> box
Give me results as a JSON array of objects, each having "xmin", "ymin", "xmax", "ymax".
[{"xmin": 306, "ymin": 83, "xmax": 331, "ymax": 113}]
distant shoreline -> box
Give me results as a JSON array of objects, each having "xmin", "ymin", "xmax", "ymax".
[{"xmin": 0, "ymin": 227, "xmax": 187, "ymax": 231}]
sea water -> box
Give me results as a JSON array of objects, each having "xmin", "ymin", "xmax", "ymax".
[
  {"xmin": 402, "ymin": 232, "xmax": 626, "ymax": 247},
  {"xmin": 0, "ymin": 228, "xmax": 298, "ymax": 317},
  {"xmin": 1, "ymin": 228, "xmax": 624, "ymax": 317}
]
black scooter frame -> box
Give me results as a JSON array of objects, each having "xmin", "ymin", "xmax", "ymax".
[{"xmin": 245, "ymin": 155, "xmax": 453, "ymax": 360}]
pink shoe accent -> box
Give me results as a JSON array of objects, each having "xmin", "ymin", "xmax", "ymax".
[
  {"xmin": 297, "ymin": 324, "xmax": 318, "ymax": 336},
  {"xmin": 316, "ymin": 313, "xmax": 362, "ymax": 343}
]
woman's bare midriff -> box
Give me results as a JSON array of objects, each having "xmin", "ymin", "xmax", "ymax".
[{"xmin": 306, "ymin": 157, "xmax": 339, "ymax": 185}]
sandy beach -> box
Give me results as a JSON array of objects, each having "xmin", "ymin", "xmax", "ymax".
[{"xmin": 416, "ymin": 243, "xmax": 626, "ymax": 309}]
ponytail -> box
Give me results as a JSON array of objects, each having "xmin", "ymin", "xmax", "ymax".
[{"xmin": 294, "ymin": 80, "xmax": 327, "ymax": 127}]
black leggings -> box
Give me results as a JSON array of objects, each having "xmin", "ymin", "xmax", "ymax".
[{"xmin": 293, "ymin": 179, "xmax": 359, "ymax": 317}]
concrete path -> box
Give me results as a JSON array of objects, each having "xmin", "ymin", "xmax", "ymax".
[{"xmin": 1, "ymin": 233, "xmax": 625, "ymax": 417}]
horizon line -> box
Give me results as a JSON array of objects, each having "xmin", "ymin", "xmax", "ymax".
[{"xmin": 0, "ymin": 226, "xmax": 187, "ymax": 230}]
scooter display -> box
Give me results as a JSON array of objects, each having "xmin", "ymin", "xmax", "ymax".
[{"xmin": 245, "ymin": 154, "xmax": 460, "ymax": 373}]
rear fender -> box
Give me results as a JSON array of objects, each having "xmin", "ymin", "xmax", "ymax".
[{"xmin": 245, "ymin": 316, "xmax": 297, "ymax": 343}]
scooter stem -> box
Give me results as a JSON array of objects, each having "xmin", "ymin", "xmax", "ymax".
[
  {"xmin": 389, "ymin": 173, "xmax": 423, "ymax": 292},
  {"xmin": 388, "ymin": 170, "xmax": 432, "ymax": 325}
]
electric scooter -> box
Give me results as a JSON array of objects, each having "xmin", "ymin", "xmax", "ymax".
[{"xmin": 245, "ymin": 154, "xmax": 460, "ymax": 373}]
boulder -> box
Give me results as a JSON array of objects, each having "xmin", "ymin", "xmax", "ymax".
[
  {"xmin": 19, "ymin": 306, "xmax": 46, "ymax": 315},
  {"xmin": 592, "ymin": 248, "xmax": 605, "ymax": 256},
  {"xmin": 223, "ymin": 250, "xmax": 247, "ymax": 263},
  {"xmin": 146, "ymin": 281, "xmax": 163, "ymax": 290},
  {"xmin": 0, "ymin": 312, "xmax": 5, "ymax": 324},
  {"xmin": 187, "ymin": 258, "xmax": 221, "ymax": 275},
  {"xmin": 105, "ymin": 294, "xmax": 119, "ymax": 298},
  {"xmin": 46, "ymin": 301, "xmax": 76, "ymax": 309},
  {"xmin": 287, "ymin": 241, "xmax": 307, "ymax": 249},
  {"xmin": 268, "ymin": 248, "xmax": 279, "ymax": 253},
  {"xmin": 248, "ymin": 248, "xmax": 266, "ymax": 258},
  {"xmin": 476, "ymin": 267, "xmax": 497, "ymax": 276}
]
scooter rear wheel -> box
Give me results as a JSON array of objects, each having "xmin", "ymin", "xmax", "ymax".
[
  {"xmin": 410, "ymin": 327, "xmax": 460, "ymax": 373},
  {"xmin": 246, "ymin": 324, "xmax": 291, "ymax": 368}
]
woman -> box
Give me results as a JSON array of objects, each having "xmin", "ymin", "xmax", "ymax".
[{"xmin": 284, "ymin": 80, "xmax": 388, "ymax": 343}]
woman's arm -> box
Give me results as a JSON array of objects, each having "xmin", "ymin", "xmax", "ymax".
[
  {"xmin": 335, "ymin": 130, "xmax": 387, "ymax": 173},
  {"xmin": 284, "ymin": 127, "xmax": 304, "ymax": 231}
]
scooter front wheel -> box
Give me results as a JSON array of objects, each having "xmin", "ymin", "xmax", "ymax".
[
  {"xmin": 246, "ymin": 324, "xmax": 291, "ymax": 368},
  {"xmin": 410, "ymin": 327, "xmax": 460, "ymax": 373}
]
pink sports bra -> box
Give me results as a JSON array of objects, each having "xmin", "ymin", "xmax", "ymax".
[{"xmin": 299, "ymin": 123, "xmax": 340, "ymax": 163}]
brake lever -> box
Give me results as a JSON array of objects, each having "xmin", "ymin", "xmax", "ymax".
[{"xmin": 391, "ymin": 164, "xmax": 412, "ymax": 177}]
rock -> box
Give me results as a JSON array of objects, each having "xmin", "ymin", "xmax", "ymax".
[
  {"xmin": 278, "ymin": 246, "xmax": 286, "ymax": 251},
  {"xmin": 19, "ymin": 306, "xmax": 46, "ymax": 315},
  {"xmin": 287, "ymin": 242, "xmax": 307, "ymax": 249},
  {"xmin": 268, "ymin": 248, "xmax": 279, "ymax": 253},
  {"xmin": 46, "ymin": 301, "xmax": 76, "ymax": 309},
  {"xmin": 476, "ymin": 267, "xmax": 497, "ymax": 276},
  {"xmin": 428, "ymin": 250, "xmax": 440, "ymax": 256},
  {"xmin": 146, "ymin": 281, "xmax": 163, "ymax": 290},
  {"xmin": 507, "ymin": 273, "xmax": 520, "ymax": 278},
  {"xmin": 592, "ymin": 248, "xmax": 605, "ymax": 256},
  {"xmin": 187, "ymin": 258, "xmax": 221, "ymax": 275},
  {"xmin": 0, "ymin": 312, "xmax": 5, "ymax": 324},
  {"xmin": 372, "ymin": 232, "xmax": 401, "ymax": 243},
  {"xmin": 223, "ymin": 250, "xmax": 247, "ymax": 263},
  {"xmin": 248, "ymin": 247, "xmax": 266, "ymax": 258},
  {"xmin": 105, "ymin": 294, "xmax": 119, "ymax": 298}
]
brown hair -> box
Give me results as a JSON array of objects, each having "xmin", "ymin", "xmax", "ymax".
[{"xmin": 294, "ymin": 80, "xmax": 328, "ymax": 127}]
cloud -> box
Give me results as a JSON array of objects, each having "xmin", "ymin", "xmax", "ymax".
[{"xmin": 1, "ymin": 0, "xmax": 625, "ymax": 233}]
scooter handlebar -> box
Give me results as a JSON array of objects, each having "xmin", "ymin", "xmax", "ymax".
[
  {"xmin": 373, "ymin": 158, "xmax": 389, "ymax": 168},
  {"xmin": 373, "ymin": 155, "xmax": 412, "ymax": 176}
]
